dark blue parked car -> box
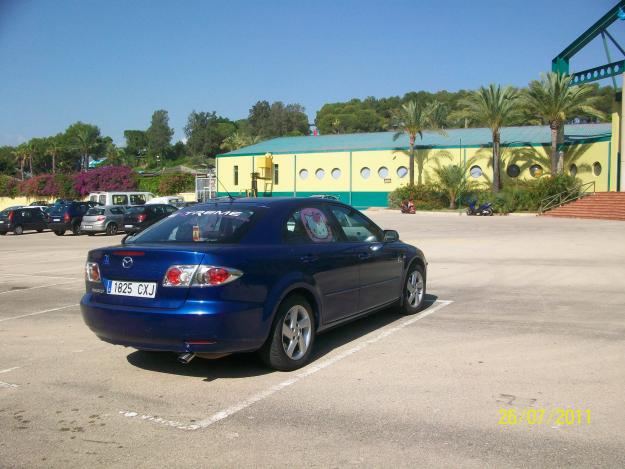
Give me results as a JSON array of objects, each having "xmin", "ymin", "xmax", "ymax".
[{"xmin": 81, "ymin": 198, "xmax": 427, "ymax": 370}]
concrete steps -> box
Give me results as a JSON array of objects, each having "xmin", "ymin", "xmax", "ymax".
[{"xmin": 542, "ymin": 192, "xmax": 625, "ymax": 221}]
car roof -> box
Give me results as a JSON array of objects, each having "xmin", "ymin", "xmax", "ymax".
[{"xmin": 192, "ymin": 197, "xmax": 349, "ymax": 210}]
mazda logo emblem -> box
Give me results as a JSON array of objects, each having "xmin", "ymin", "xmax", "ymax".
[{"xmin": 122, "ymin": 257, "xmax": 134, "ymax": 269}]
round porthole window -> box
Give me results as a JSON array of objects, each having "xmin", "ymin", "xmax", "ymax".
[
  {"xmin": 331, "ymin": 168, "xmax": 341, "ymax": 179},
  {"xmin": 506, "ymin": 164, "xmax": 520, "ymax": 178},
  {"xmin": 570, "ymin": 164, "xmax": 578, "ymax": 177},
  {"xmin": 315, "ymin": 168, "xmax": 325, "ymax": 180},
  {"xmin": 360, "ymin": 167, "xmax": 371, "ymax": 179},
  {"xmin": 470, "ymin": 165, "xmax": 482, "ymax": 178},
  {"xmin": 378, "ymin": 166, "xmax": 389, "ymax": 179},
  {"xmin": 299, "ymin": 169, "xmax": 308, "ymax": 180},
  {"xmin": 397, "ymin": 166, "xmax": 408, "ymax": 178},
  {"xmin": 593, "ymin": 162, "xmax": 602, "ymax": 176},
  {"xmin": 530, "ymin": 164, "xmax": 543, "ymax": 178}
]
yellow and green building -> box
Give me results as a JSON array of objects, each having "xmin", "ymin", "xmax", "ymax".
[{"xmin": 216, "ymin": 123, "xmax": 618, "ymax": 208}]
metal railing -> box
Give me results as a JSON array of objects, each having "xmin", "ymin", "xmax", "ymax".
[{"xmin": 539, "ymin": 181, "xmax": 596, "ymax": 213}]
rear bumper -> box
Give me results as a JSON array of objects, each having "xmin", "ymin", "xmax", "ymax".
[
  {"xmin": 48, "ymin": 222, "xmax": 70, "ymax": 231},
  {"xmin": 80, "ymin": 224, "xmax": 106, "ymax": 233},
  {"xmin": 80, "ymin": 294, "xmax": 269, "ymax": 353}
]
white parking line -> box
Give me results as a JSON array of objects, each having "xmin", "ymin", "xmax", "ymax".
[
  {"xmin": 0, "ymin": 367, "xmax": 20, "ymax": 374},
  {"xmin": 0, "ymin": 304, "xmax": 79, "ymax": 323},
  {"xmin": 0, "ymin": 367, "xmax": 20, "ymax": 389},
  {"xmin": 120, "ymin": 299, "xmax": 453, "ymax": 431},
  {"xmin": 0, "ymin": 273, "xmax": 81, "ymax": 280},
  {"xmin": 0, "ymin": 280, "xmax": 80, "ymax": 296}
]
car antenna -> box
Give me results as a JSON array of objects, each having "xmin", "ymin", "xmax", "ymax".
[{"xmin": 216, "ymin": 177, "xmax": 235, "ymax": 201}]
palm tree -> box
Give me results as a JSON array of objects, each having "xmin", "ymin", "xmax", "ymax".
[
  {"xmin": 392, "ymin": 100, "xmax": 445, "ymax": 186},
  {"xmin": 71, "ymin": 125, "xmax": 100, "ymax": 171},
  {"xmin": 522, "ymin": 72, "xmax": 605, "ymax": 175},
  {"xmin": 13, "ymin": 144, "xmax": 28, "ymax": 180},
  {"xmin": 220, "ymin": 132, "xmax": 262, "ymax": 152},
  {"xmin": 45, "ymin": 135, "xmax": 64, "ymax": 174},
  {"xmin": 433, "ymin": 163, "xmax": 474, "ymax": 209},
  {"xmin": 457, "ymin": 84, "xmax": 520, "ymax": 193}
]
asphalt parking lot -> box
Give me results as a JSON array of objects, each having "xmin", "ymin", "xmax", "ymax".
[{"xmin": 1, "ymin": 212, "xmax": 624, "ymax": 468}]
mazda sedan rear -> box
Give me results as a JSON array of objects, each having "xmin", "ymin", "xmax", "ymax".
[{"xmin": 81, "ymin": 198, "xmax": 427, "ymax": 370}]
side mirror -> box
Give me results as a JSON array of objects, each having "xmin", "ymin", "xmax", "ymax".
[{"xmin": 383, "ymin": 229, "xmax": 399, "ymax": 242}]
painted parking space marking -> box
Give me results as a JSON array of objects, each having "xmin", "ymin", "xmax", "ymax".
[
  {"xmin": 0, "ymin": 304, "xmax": 79, "ymax": 323},
  {"xmin": 0, "ymin": 367, "xmax": 20, "ymax": 389},
  {"xmin": 0, "ymin": 280, "xmax": 81, "ymax": 296},
  {"xmin": 0, "ymin": 273, "xmax": 81, "ymax": 281},
  {"xmin": 120, "ymin": 299, "xmax": 453, "ymax": 431}
]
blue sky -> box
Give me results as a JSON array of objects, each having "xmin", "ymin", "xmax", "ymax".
[{"xmin": 1, "ymin": 0, "xmax": 624, "ymax": 146}]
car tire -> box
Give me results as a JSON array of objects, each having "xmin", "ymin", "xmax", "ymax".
[
  {"xmin": 37, "ymin": 228, "xmax": 44, "ymax": 232},
  {"xmin": 71, "ymin": 222, "xmax": 81, "ymax": 235},
  {"xmin": 13, "ymin": 225, "xmax": 23, "ymax": 235},
  {"xmin": 87, "ymin": 233, "xmax": 95, "ymax": 236},
  {"xmin": 260, "ymin": 294, "xmax": 316, "ymax": 371},
  {"xmin": 400, "ymin": 264, "xmax": 426, "ymax": 314},
  {"xmin": 0, "ymin": 232, "xmax": 6, "ymax": 236},
  {"xmin": 106, "ymin": 223, "xmax": 118, "ymax": 236},
  {"xmin": 54, "ymin": 230, "xmax": 66, "ymax": 236}
]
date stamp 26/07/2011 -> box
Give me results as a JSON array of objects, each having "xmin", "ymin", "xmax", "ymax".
[{"xmin": 498, "ymin": 408, "xmax": 591, "ymax": 426}]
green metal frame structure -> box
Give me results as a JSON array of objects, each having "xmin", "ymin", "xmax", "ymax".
[{"xmin": 552, "ymin": 0, "xmax": 625, "ymax": 85}]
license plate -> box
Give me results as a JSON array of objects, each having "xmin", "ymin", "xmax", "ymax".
[
  {"xmin": 53, "ymin": 218, "xmax": 60, "ymax": 222},
  {"xmin": 125, "ymin": 224, "xmax": 133, "ymax": 228},
  {"xmin": 83, "ymin": 225, "xmax": 92, "ymax": 229},
  {"xmin": 107, "ymin": 280, "xmax": 157, "ymax": 298}
]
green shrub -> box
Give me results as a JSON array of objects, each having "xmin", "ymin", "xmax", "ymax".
[
  {"xmin": 0, "ymin": 175, "xmax": 19, "ymax": 197},
  {"xmin": 158, "ymin": 174, "xmax": 195, "ymax": 195},
  {"xmin": 388, "ymin": 183, "xmax": 448, "ymax": 210},
  {"xmin": 137, "ymin": 176, "xmax": 161, "ymax": 194}
]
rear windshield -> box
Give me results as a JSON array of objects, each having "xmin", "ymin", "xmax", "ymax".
[
  {"xmin": 130, "ymin": 208, "xmax": 261, "ymax": 244},
  {"xmin": 126, "ymin": 206, "xmax": 146, "ymax": 214},
  {"xmin": 86, "ymin": 208, "xmax": 105, "ymax": 216},
  {"xmin": 49, "ymin": 205, "xmax": 67, "ymax": 216}
]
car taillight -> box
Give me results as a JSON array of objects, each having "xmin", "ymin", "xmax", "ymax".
[
  {"xmin": 96, "ymin": 216, "xmax": 105, "ymax": 222},
  {"xmin": 64, "ymin": 213, "xmax": 70, "ymax": 223},
  {"xmin": 8, "ymin": 211, "xmax": 14, "ymax": 222},
  {"xmin": 162, "ymin": 265, "xmax": 242, "ymax": 287},
  {"xmin": 137, "ymin": 214, "xmax": 147, "ymax": 222},
  {"xmin": 85, "ymin": 262, "xmax": 101, "ymax": 282}
]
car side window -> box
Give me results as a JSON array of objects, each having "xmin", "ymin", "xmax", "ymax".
[
  {"xmin": 130, "ymin": 194, "xmax": 146, "ymax": 205},
  {"xmin": 110, "ymin": 207, "xmax": 123, "ymax": 215},
  {"xmin": 151, "ymin": 206, "xmax": 165, "ymax": 216},
  {"xmin": 112, "ymin": 195, "xmax": 128, "ymax": 205},
  {"xmin": 21, "ymin": 210, "xmax": 31, "ymax": 219},
  {"xmin": 284, "ymin": 207, "xmax": 336, "ymax": 244},
  {"xmin": 165, "ymin": 206, "xmax": 177, "ymax": 214},
  {"xmin": 329, "ymin": 206, "xmax": 383, "ymax": 243}
]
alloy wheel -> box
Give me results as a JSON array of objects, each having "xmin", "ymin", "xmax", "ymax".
[
  {"xmin": 406, "ymin": 270, "xmax": 424, "ymax": 307},
  {"xmin": 281, "ymin": 305, "xmax": 312, "ymax": 360}
]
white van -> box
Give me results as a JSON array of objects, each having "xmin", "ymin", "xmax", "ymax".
[
  {"xmin": 88, "ymin": 191, "xmax": 155, "ymax": 206},
  {"xmin": 146, "ymin": 195, "xmax": 186, "ymax": 208}
]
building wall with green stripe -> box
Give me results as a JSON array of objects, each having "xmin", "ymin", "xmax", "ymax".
[{"xmin": 216, "ymin": 138, "xmax": 615, "ymax": 207}]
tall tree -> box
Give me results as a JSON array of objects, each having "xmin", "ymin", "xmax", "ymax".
[
  {"xmin": 392, "ymin": 100, "xmax": 445, "ymax": 186},
  {"xmin": 456, "ymin": 85, "xmax": 520, "ymax": 193},
  {"xmin": 248, "ymin": 100, "xmax": 310, "ymax": 138},
  {"xmin": 123, "ymin": 130, "xmax": 148, "ymax": 158},
  {"xmin": 13, "ymin": 144, "xmax": 28, "ymax": 180},
  {"xmin": 522, "ymin": 72, "xmax": 605, "ymax": 175},
  {"xmin": 184, "ymin": 111, "xmax": 236, "ymax": 158},
  {"xmin": 66, "ymin": 122, "xmax": 102, "ymax": 171},
  {"xmin": 146, "ymin": 110, "xmax": 174, "ymax": 158},
  {"xmin": 45, "ymin": 134, "xmax": 65, "ymax": 174}
]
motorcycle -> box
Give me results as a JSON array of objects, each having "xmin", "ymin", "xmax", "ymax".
[
  {"xmin": 400, "ymin": 199, "xmax": 416, "ymax": 214},
  {"xmin": 466, "ymin": 201, "xmax": 494, "ymax": 216}
]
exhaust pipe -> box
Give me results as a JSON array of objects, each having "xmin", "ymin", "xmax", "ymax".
[{"xmin": 177, "ymin": 352, "xmax": 196, "ymax": 364}]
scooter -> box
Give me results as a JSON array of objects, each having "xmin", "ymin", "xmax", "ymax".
[{"xmin": 466, "ymin": 201, "xmax": 494, "ymax": 216}]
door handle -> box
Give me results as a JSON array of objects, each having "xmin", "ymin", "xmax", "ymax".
[{"xmin": 300, "ymin": 254, "xmax": 319, "ymax": 263}]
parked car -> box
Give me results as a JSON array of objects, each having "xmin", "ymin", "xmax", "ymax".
[
  {"xmin": 0, "ymin": 206, "xmax": 48, "ymax": 235},
  {"xmin": 81, "ymin": 198, "xmax": 427, "ymax": 371},
  {"xmin": 80, "ymin": 206, "xmax": 126, "ymax": 236},
  {"xmin": 88, "ymin": 191, "xmax": 154, "ymax": 207},
  {"xmin": 147, "ymin": 196, "xmax": 186, "ymax": 208},
  {"xmin": 29, "ymin": 200, "xmax": 49, "ymax": 207},
  {"xmin": 48, "ymin": 201, "xmax": 101, "ymax": 236},
  {"xmin": 122, "ymin": 204, "xmax": 178, "ymax": 234}
]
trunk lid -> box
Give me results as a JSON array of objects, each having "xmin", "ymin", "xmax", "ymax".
[{"xmin": 89, "ymin": 245, "xmax": 205, "ymax": 309}]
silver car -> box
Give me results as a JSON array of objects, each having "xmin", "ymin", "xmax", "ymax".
[{"xmin": 80, "ymin": 206, "xmax": 126, "ymax": 236}]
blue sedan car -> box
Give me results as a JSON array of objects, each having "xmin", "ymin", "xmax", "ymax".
[{"xmin": 81, "ymin": 198, "xmax": 427, "ymax": 371}]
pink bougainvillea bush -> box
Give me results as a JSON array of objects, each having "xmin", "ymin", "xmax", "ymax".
[{"xmin": 72, "ymin": 166, "xmax": 137, "ymax": 196}]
